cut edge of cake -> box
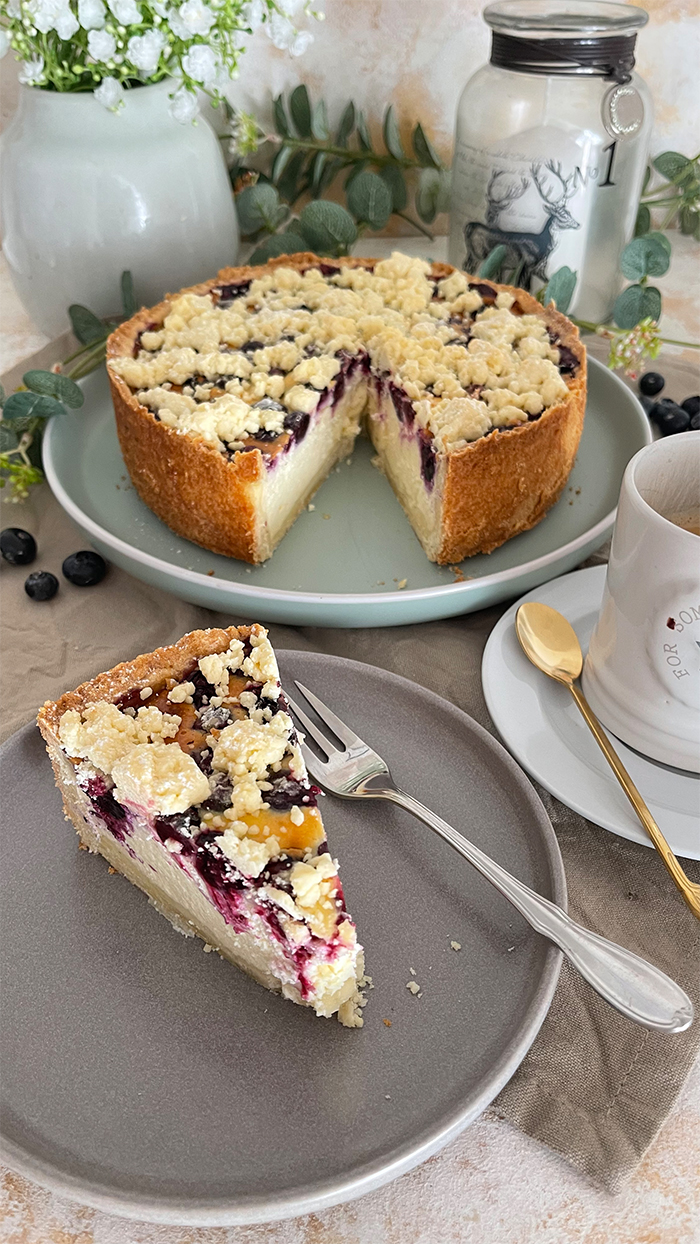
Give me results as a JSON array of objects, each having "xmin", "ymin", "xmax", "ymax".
[{"xmin": 37, "ymin": 625, "xmax": 367, "ymax": 1027}]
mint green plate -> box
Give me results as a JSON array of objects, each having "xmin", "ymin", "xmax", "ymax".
[{"xmin": 43, "ymin": 359, "xmax": 650, "ymax": 627}]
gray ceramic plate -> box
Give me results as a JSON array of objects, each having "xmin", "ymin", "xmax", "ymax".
[
  {"xmin": 42, "ymin": 359, "xmax": 650, "ymax": 626},
  {"xmin": 0, "ymin": 652, "xmax": 564, "ymax": 1225}
]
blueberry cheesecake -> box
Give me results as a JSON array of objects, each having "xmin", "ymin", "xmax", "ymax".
[
  {"xmin": 107, "ymin": 252, "xmax": 586, "ymax": 564},
  {"xmin": 38, "ymin": 625, "xmax": 366, "ymax": 1026}
]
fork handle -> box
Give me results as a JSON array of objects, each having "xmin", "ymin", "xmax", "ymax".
[{"xmin": 384, "ymin": 788, "xmax": 693, "ymax": 1034}]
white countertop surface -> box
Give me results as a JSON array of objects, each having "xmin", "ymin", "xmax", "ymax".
[{"xmin": 1, "ymin": 237, "xmax": 699, "ymax": 1244}]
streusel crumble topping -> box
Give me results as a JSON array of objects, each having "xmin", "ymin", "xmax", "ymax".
[{"xmin": 109, "ymin": 253, "xmax": 574, "ymax": 456}]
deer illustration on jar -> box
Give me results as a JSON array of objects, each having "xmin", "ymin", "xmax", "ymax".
[{"xmin": 464, "ymin": 160, "xmax": 580, "ymax": 287}]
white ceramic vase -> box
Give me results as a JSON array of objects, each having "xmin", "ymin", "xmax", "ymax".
[{"xmin": 1, "ymin": 80, "xmax": 239, "ymax": 336}]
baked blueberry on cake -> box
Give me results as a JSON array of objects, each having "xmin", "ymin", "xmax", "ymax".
[
  {"xmin": 107, "ymin": 252, "xmax": 586, "ymax": 564},
  {"xmin": 38, "ymin": 626, "xmax": 366, "ymax": 1026}
]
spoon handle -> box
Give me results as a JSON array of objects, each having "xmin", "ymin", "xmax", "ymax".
[{"xmin": 568, "ymin": 683, "xmax": 700, "ymax": 919}]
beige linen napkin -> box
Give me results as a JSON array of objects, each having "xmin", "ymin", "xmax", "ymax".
[{"xmin": 1, "ymin": 484, "xmax": 698, "ymax": 1193}]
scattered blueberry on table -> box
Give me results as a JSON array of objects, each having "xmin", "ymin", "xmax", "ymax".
[
  {"xmin": 62, "ymin": 550, "xmax": 108, "ymax": 586},
  {"xmin": 24, "ymin": 571, "xmax": 59, "ymax": 601},
  {"xmin": 638, "ymin": 375, "xmax": 700, "ymax": 436},
  {"xmin": 0, "ymin": 527, "xmax": 37, "ymax": 566},
  {"xmin": 639, "ymin": 372, "xmax": 665, "ymax": 397}
]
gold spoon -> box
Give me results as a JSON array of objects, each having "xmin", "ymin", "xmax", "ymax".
[{"xmin": 516, "ymin": 601, "xmax": 700, "ymax": 921}]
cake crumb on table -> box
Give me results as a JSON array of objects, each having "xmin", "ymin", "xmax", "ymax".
[
  {"xmin": 308, "ymin": 503, "xmax": 315, "ymax": 511},
  {"xmin": 450, "ymin": 940, "xmax": 462, "ymax": 951},
  {"xmin": 397, "ymin": 578, "xmax": 408, "ymax": 590},
  {"xmin": 409, "ymin": 967, "xmax": 416, "ymax": 975},
  {"xmin": 323, "ymin": 513, "xmax": 331, "ymax": 519},
  {"xmin": 406, "ymin": 980, "xmax": 421, "ymax": 995},
  {"xmin": 383, "ymin": 1018, "xmax": 392, "ymax": 1027}
]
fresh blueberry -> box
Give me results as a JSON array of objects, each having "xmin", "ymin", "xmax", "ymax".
[
  {"xmin": 25, "ymin": 571, "xmax": 59, "ymax": 601},
  {"xmin": 639, "ymin": 372, "xmax": 665, "ymax": 397},
  {"xmin": 649, "ymin": 397, "xmax": 681, "ymax": 424},
  {"xmin": 657, "ymin": 405, "xmax": 691, "ymax": 436},
  {"xmin": 62, "ymin": 550, "xmax": 107, "ymax": 586},
  {"xmin": 681, "ymin": 395, "xmax": 700, "ymax": 417},
  {"xmin": 690, "ymin": 413, "xmax": 700, "ymax": 431},
  {"xmin": 0, "ymin": 527, "xmax": 37, "ymax": 566}
]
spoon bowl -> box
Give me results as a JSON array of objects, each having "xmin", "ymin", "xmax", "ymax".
[{"xmin": 516, "ymin": 601, "xmax": 583, "ymax": 684}]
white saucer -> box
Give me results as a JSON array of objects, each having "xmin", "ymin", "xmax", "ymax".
[{"xmin": 482, "ymin": 565, "xmax": 700, "ymax": 860}]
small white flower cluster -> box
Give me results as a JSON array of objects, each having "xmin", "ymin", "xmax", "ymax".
[{"xmin": 1, "ymin": 0, "xmax": 320, "ymax": 121}]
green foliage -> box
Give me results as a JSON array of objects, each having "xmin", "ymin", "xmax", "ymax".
[
  {"xmin": 478, "ymin": 244, "xmax": 508, "ymax": 280},
  {"xmin": 613, "ymin": 284, "xmax": 662, "ymax": 330},
  {"xmin": 230, "ymin": 89, "xmax": 449, "ymax": 245},
  {"xmin": 0, "ymin": 272, "xmax": 139, "ymax": 499},
  {"xmin": 543, "ymin": 266, "xmax": 577, "ymax": 314},
  {"xmin": 22, "ymin": 370, "xmax": 84, "ymax": 408},
  {"xmin": 620, "ymin": 234, "xmax": 670, "ymax": 281},
  {"xmin": 296, "ymin": 200, "xmax": 358, "ymax": 254},
  {"xmin": 68, "ymin": 303, "xmax": 107, "ymax": 345}
]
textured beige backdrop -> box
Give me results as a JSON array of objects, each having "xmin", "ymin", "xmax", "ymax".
[{"xmin": 1, "ymin": 0, "xmax": 699, "ymax": 158}]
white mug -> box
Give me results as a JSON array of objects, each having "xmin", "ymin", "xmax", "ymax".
[{"xmin": 582, "ymin": 431, "xmax": 700, "ymax": 773}]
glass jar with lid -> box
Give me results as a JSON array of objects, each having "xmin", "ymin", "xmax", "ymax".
[{"xmin": 448, "ymin": 0, "xmax": 652, "ymax": 322}]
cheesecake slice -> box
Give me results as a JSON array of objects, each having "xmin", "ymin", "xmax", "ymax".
[{"xmin": 38, "ymin": 626, "xmax": 366, "ymax": 1026}]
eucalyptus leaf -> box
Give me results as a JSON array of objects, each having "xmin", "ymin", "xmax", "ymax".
[
  {"xmin": 290, "ymin": 85, "xmax": 312, "ymax": 137},
  {"xmin": 271, "ymin": 145, "xmax": 293, "ymax": 185},
  {"xmin": 336, "ymin": 101, "xmax": 355, "ymax": 147},
  {"xmin": 2, "ymin": 391, "xmax": 64, "ymax": 421},
  {"xmin": 273, "ymin": 94, "xmax": 290, "ymax": 138},
  {"xmin": 415, "ymin": 167, "xmax": 450, "ymax": 223},
  {"xmin": 311, "ymin": 99, "xmax": 329, "ymax": 141},
  {"xmin": 412, "ymin": 122, "xmax": 441, "ymax": 170},
  {"xmin": 319, "ymin": 156, "xmax": 346, "ymax": 196},
  {"xmin": 344, "ymin": 160, "xmax": 369, "ymax": 190},
  {"xmin": 680, "ymin": 205, "xmax": 700, "ymax": 238},
  {"xmin": 311, "ymin": 150, "xmax": 329, "ymax": 195},
  {"xmin": 121, "ymin": 270, "xmax": 137, "ymax": 318},
  {"xmin": 277, "ymin": 149, "xmax": 307, "ymax": 203},
  {"xmin": 356, "ymin": 110, "xmax": 372, "ymax": 151},
  {"xmin": 0, "ymin": 381, "xmax": 5, "ymax": 409},
  {"xmin": 235, "ymin": 182, "xmax": 283, "ymax": 235},
  {"xmin": 346, "ymin": 170, "xmax": 392, "ymax": 230},
  {"xmin": 296, "ymin": 200, "xmax": 357, "ymax": 255},
  {"xmin": 249, "ymin": 233, "xmax": 308, "ymax": 265},
  {"xmin": 634, "ymin": 204, "xmax": 651, "ymax": 237},
  {"xmin": 23, "ymin": 370, "xmax": 84, "ymax": 408},
  {"xmin": 543, "ymin": 265, "xmax": 577, "ymax": 313},
  {"xmin": 68, "ymin": 304, "xmax": 106, "ymax": 345},
  {"xmin": 382, "ymin": 106, "xmax": 404, "ymax": 160},
  {"xmin": 478, "ymin": 244, "xmax": 508, "ymax": 280},
  {"xmin": 620, "ymin": 235, "xmax": 670, "ymax": 281},
  {"xmin": 647, "ymin": 230, "xmax": 672, "ymax": 256},
  {"xmin": 613, "ymin": 283, "xmax": 662, "ymax": 329},
  {"xmin": 652, "ymin": 151, "xmax": 690, "ymax": 182},
  {"xmin": 0, "ymin": 421, "xmax": 18, "ymax": 453},
  {"xmin": 379, "ymin": 164, "xmax": 407, "ymax": 212}
]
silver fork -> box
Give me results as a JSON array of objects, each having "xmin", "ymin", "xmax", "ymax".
[{"xmin": 287, "ymin": 681, "xmax": 694, "ymax": 1035}]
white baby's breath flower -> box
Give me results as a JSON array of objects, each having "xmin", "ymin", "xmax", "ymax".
[
  {"xmin": 289, "ymin": 29, "xmax": 312, "ymax": 56},
  {"xmin": 88, "ymin": 28, "xmax": 117, "ymax": 59},
  {"xmin": 276, "ymin": 0, "xmax": 304, "ymax": 14},
  {"xmin": 0, "ymin": 31, "xmax": 10, "ymax": 58},
  {"xmin": 169, "ymin": 83, "xmax": 199, "ymax": 123},
  {"xmin": 108, "ymin": 0, "xmax": 141, "ymax": 24},
  {"xmin": 241, "ymin": 0, "xmax": 264, "ymax": 29},
  {"xmin": 182, "ymin": 42, "xmax": 218, "ymax": 87},
  {"xmin": 78, "ymin": 0, "xmax": 106, "ymax": 28},
  {"xmin": 94, "ymin": 74, "xmax": 125, "ymax": 110},
  {"xmin": 266, "ymin": 11, "xmax": 294, "ymax": 48},
  {"xmin": 152, "ymin": 0, "xmax": 168, "ymax": 13},
  {"xmin": 127, "ymin": 28, "xmax": 167, "ymax": 73},
  {"xmin": 168, "ymin": 0, "xmax": 215, "ymax": 37},
  {"xmin": 54, "ymin": 2, "xmax": 79, "ymax": 38},
  {"xmin": 7, "ymin": 0, "xmax": 22, "ymax": 16},
  {"xmin": 18, "ymin": 55, "xmax": 44, "ymax": 83}
]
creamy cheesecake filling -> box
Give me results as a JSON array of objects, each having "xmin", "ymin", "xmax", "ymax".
[{"xmin": 55, "ymin": 626, "xmax": 364, "ymax": 1022}]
